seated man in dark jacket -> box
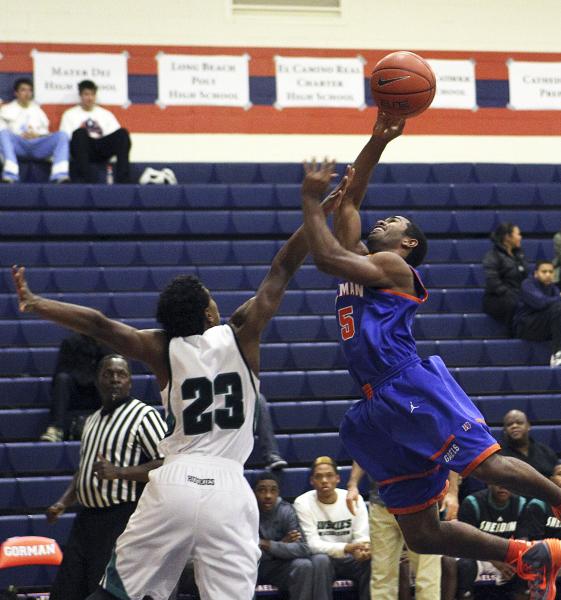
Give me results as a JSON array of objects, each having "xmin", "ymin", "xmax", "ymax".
[
  {"xmin": 482, "ymin": 222, "xmax": 528, "ymax": 328},
  {"xmin": 41, "ymin": 333, "xmax": 109, "ymax": 441},
  {"xmin": 512, "ymin": 260, "xmax": 561, "ymax": 366},
  {"xmin": 255, "ymin": 472, "xmax": 324, "ymax": 600}
]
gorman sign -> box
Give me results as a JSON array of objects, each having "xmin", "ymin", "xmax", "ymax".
[{"xmin": 0, "ymin": 536, "xmax": 63, "ymax": 568}]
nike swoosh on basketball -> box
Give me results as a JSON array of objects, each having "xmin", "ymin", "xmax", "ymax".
[{"xmin": 378, "ymin": 75, "xmax": 411, "ymax": 86}]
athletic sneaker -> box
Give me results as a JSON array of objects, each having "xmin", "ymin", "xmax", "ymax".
[
  {"xmin": 40, "ymin": 426, "xmax": 63, "ymax": 442},
  {"xmin": 517, "ymin": 539, "xmax": 561, "ymax": 600},
  {"xmin": 550, "ymin": 352, "xmax": 561, "ymax": 367}
]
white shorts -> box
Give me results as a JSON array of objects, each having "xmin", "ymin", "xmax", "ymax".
[{"xmin": 100, "ymin": 454, "xmax": 260, "ymax": 600}]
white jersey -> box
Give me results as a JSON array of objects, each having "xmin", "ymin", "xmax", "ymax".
[{"xmin": 158, "ymin": 324, "xmax": 259, "ymax": 465}]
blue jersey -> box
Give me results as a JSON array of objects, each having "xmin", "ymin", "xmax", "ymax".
[
  {"xmin": 335, "ymin": 264, "xmax": 500, "ymax": 514},
  {"xmin": 334, "ymin": 267, "xmax": 428, "ymax": 392}
]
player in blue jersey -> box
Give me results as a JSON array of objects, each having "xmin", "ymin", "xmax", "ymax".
[{"xmin": 301, "ymin": 112, "xmax": 561, "ymax": 600}]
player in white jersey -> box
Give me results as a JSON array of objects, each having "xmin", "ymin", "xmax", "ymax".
[{"xmin": 12, "ymin": 160, "xmax": 353, "ymax": 600}]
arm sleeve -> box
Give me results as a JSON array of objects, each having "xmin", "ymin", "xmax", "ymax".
[
  {"xmin": 519, "ymin": 279, "xmax": 559, "ymax": 310},
  {"xmin": 137, "ymin": 408, "xmax": 167, "ymax": 460},
  {"xmin": 458, "ymin": 496, "xmax": 479, "ymax": 528},
  {"xmin": 267, "ymin": 505, "xmax": 311, "ymax": 559},
  {"xmin": 517, "ymin": 500, "xmax": 548, "ymax": 540},
  {"xmin": 351, "ymin": 497, "xmax": 370, "ymax": 543},
  {"xmin": 483, "ymin": 251, "xmax": 508, "ymax": 296},
  {"xmin": 293, "ymin": 497, "xmax": 347, "ymax": 558}
]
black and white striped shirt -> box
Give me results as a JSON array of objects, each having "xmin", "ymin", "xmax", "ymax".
[{"xmin": 76, "ymin": 398, "xmax": 167, "ymax": 508}]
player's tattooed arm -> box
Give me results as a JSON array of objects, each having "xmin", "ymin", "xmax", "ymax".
[
  {"xmin": 11, "ymin": 266, "xmax": 169, "ymax": 387},
  {"xmin": 333, "ymin": 111, "xmax": 404, "ymax": 254}
]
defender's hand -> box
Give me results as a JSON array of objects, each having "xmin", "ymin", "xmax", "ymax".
[
  {"xmin": 321, "ymin": 164, "xmax": 355, "ymax": 215},
  {"xmin": 12, "ymin": 266, "xmax": 39, "ymax": 313},
  {"xmin": 301, "ymin": 158, "xmax": 338, "ymax": 201}
]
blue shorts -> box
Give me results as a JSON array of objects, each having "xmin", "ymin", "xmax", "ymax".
[{"xmin": 340, "ymin": 355, "xmax": 500, "ymax": 515}]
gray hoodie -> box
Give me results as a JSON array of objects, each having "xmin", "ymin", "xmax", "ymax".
[{"xmin": 259, "ymin": 497, "xmax": 310, "ymax": 561}]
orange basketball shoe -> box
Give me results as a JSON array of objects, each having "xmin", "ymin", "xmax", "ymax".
[{"xmin": 517, "ymin": 539, "xmax": 561, "ymax": 600}]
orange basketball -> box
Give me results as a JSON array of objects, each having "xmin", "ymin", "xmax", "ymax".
[{"xmin": 370, "ymin": 51, "xmax": 436, "ymax": 118}]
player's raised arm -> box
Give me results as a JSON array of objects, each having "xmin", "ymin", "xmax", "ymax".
[
  {"xmin": 11, "ymin": 266, "xmax": 169, "ymax": 386},
  {"xmin": 302, "ymin": 171, "xmax": 412, "ymax": 288},
  {"xmin": 231, "ymin": 161, "xmax": 353, "ymax": 375},
  {"xmin": 334, "ymin": 111, "xmax": 404, "ymax": 254}
]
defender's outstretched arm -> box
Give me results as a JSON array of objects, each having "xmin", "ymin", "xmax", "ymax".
[
  {"xmin": 231, "ymin": 161, "xmax": 353, "ymax": 375},
  {"xmin": 11, "ymin": 266, "xmax": 168, "ymax": 386}
]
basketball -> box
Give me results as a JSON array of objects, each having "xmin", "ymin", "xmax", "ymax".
[{"xmin": 370, "ymin": 51, "xmax": 436, "ymax": 118}]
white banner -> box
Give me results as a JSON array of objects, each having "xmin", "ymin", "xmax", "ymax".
[
  {"xmin": 156, "ymin": 53, "xmax": 250, "ymax": 108},
  {"xmin": 426, "ymin": 59, "xmax": 477, "ymax": 110},
  {"xmin": 508, "ymin": 60, "xmax": 561, "ymax": 110},
  {"xmin": 275, "ymin": 56, "xmax": 365, "ymax": 109},
  {"xmin": 32, "ymin": 50, "xmax": 129, "ymax": 106}
]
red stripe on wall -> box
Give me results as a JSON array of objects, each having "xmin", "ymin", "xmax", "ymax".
[{"xmin": 39, "ymin": 104, "xmax": 560, "ymax": 136}]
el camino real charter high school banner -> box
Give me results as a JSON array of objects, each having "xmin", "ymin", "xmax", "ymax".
[
  {"xmin": 32, "ymin": 50, "xmax": 129, "ymax": 106},
  {"xmin": 156, "ymin": 53, "xmax": 251, "ymax": 108},
  {"xmin": 274, "ymin": 56, "xmax": 366, "ymax": 109}
]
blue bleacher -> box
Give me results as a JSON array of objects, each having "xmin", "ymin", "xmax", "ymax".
[{"xmin": 2, "ymin": 163, "xmax": 561, "ymax": 594}]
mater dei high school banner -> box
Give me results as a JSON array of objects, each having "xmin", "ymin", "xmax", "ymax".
[
  {"xmin": 156, "ymin": 54, "xmax": 251, "ymax": 108},
  {"xmin": 274, "ymin": 56, "xmax": 365, "ymax": 109},
  {"xmin": 32, "ymin": 51, "xmax": 129, "ymax": 106}
]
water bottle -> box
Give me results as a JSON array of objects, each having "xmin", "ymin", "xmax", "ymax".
[{"xmin": 106, "ymin": 164, "xmax": 114, "ymax": 185}]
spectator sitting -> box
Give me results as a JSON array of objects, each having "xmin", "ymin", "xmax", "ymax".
[
  {"xmin": 553, "ymin": 229, "xmax": 561, "ymax": 283},
  {"xmin": 518, "ymin": 464, "xmax": 561, "ymax": 543},
  {"xmin": 482, "ymin": 222, "xmax": 528, "ymax": 328},
  {"xmin": 294, "ymin": 456, "xmax": 371, "ymax": 600},
  {"xmin": 256, "ymin": 393, "xmax": 287, "ymax": 470},
  {"xmin": 40, "ymin": 333, "xmax": 109, "ymax": 442},
  {"xmin": 46, "ymin": 355, "xmax": 166, "ymax": 600},
  {"xmin": 254, "ymin": 472, "xmax": 317, "ymax": 599},
  {"xmin": 60, "ymin": 79, "xmax": 131, "ymax": 183},
  {"xmin": 512, "ymin": 260, "xmax": 561, "ymax": 366},
  {"xmin": 0, "ymin": 78, "xmax": 69, "ymax": 183},
  {"xmin": 500, "ymin": 409, "xmax": 559, "ymax": 478},
  {"xmin": 453, "ymin": 485, "xmax": 528, "ymax": 599}
]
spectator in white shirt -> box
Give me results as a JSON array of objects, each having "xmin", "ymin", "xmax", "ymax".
[
  {"xmin": 294, "ymin": 456, "xmax": 371, "ymax": 600},
  {"xmin": 0, "ymin": 78, "xmax": 69, "ymax": 183},
  {"xmin": 60, "ymin": 80, "xmax": 131, "ymax": 183}
]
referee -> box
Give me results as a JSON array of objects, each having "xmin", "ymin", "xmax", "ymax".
[{"xmin": 46, "ymin": 354, "xmax": 167, "ymax": 600}]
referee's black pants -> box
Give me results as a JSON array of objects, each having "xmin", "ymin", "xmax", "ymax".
[
  {"xmin": 70, "ymin": 128, "xmax": 131, "ymax": 183},
  {"xmin": 50, "ymin": 502, "xmax": 137, "ymax": 600}
]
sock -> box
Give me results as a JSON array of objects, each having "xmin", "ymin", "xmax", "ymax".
[
  {"xmin": 505, "ymin": 539, "xmax": 532, "ymax": 564},
  {"xmin": 552, "ymin": 504, "xmax": 561, "ymax": 520}
]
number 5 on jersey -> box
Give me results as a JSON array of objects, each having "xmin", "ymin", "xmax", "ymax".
[
  {"xmin": 181, "ymin": 372, "xmax": 244, "ymax": 435},
  {"xmin": 338, "ymin": 306, "xmax": 356, "ymax": 341}
]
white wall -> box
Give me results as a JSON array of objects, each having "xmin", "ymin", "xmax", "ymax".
[{"xmin": 2, "ymin": 0, "xmax": 561, "ymax": 51}]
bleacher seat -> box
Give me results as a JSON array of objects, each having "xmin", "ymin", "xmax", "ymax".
[{"xmin": 2, "ymin": 163, "xmax": 561, "ymax": 594}]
